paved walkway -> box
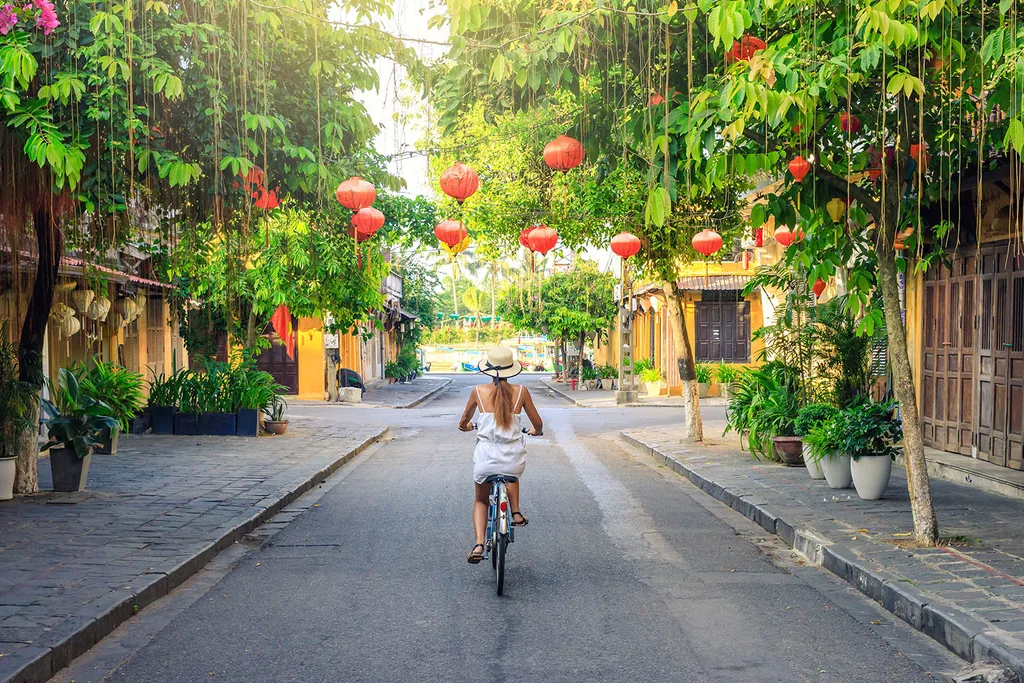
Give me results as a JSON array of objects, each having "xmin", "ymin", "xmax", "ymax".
[
  {"xmin": 351, "ymin": 377, "xmax": 451, "ymax": 409},
  {"xmin": 0, "ymin": 413, "xmax": 386, "ymax": 683},
  {"xmin": 624, "ymin": 422, "xmax": 1024, "ymax": 677},
  {"xmin": 541, "ymin": 379, "xmax": 728, "ymax": 408}
]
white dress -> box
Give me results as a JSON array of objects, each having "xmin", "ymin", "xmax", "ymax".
[{"xmin": 473, "ymin": 386, "xmax": 527, "ymax": 484}]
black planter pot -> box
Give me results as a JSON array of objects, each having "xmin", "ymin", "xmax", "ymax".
[
  {"xmin": 236, "ymin": 409, "xmax": 259, "ymax": 437},
  {"xmin": 49, "ymin": 447, "xmax": 91, "ymax": 492},
  {"xmin": 198, "ymin": 412, "xmax": 236, "ymax": 436},
  {"xmin": 94, "ymin": 426, "xmax": 119, "ymax": 455},
  {"xmin": 130, "ymin": 410, "xmax": 151, "ymax": 435},
  {"xmin": 151, "ymin": 406, "xmax": 176, "ymax": 434},
  {"xmin": 174, "ymin": 412, "xmax": 198, "ymax": 435}
]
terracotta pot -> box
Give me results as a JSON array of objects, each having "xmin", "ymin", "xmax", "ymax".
[
  {"xmin": 772, "ymin": 436, "xmax": 804, "ymax": 466},
  {"xmin": 264, "ymin": 420, "xmax": 289, "ymax": 435}
]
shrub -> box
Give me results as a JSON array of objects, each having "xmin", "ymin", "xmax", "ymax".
[
  {"xmin": 75, "ymin": 358, "xmax": 145, "ymax": 433},
  {"xmin": 795, "ymin": 403, "xmax": 839, "ymax": 437},
  {"xmin": 638, "ymin": 366, "xmax": 662, "ymax": 383},
  {"xmin": 694, "ymin": 362, "xmax": 713, "ymax": 384}
]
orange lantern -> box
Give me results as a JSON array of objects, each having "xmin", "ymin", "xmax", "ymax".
[
  {"xmin": 439, "ymin": 162, "xmax": 479, "ymax": 204},
  {"xmin": 648, "ymin": 93, "xmax": 665, "ymax": 106},
  {"xmin": 519, "ymin": 226, "xmax": 536, "ymax": 251},
  {"xmin": 335, "ymin": 176, "xmax": 376, "ymax": 211},
  {"xmin": 774, "ymin": 225, "xmax": 804, "ymax": 247},
  {"xmin": 543, "ymin": 135, "xmax": 584, "ymax": 172},
  {"xmin": 610, "ymin": 231, "xmax": 641, "ymax": 259},
  {"xmin": 692, "ymin": 229, "xmax": 723, "ymax": 286},
  {"xmin": 434, "ymin": 219, "xmax": 467, "ymax": 248},
  {"xmin": 788, "ymin": 156, "xmax": 811, "ymax": 182},
  {"xmin": 910, "ymin": 143, "xmax": 930, "ymax": 172},
  {"xmin": 528, "ymin": 225, "xmax": 558, "ymax": 255},
  {"xmin": 351, "ymin": 207, "xmax": 384, "ymax": 242}
]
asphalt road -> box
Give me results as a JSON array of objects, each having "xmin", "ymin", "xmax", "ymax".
[{"xmin": 54, "ymin": 375, "xmax": 963, "ymax": 683}]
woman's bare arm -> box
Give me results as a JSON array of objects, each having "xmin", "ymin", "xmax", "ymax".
[
  {"xmin": 520, "ymin": 387, "xmax": 543, "ymax": 435},
  {"xmin": 458, "ymin": 387, "xmax": 478, "ymax": 431}
]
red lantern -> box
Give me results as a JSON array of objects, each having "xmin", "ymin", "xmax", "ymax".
[
  {"xmin": 910, "ymin": 143, "xmax": 929, "ymax": 171},
  {"xmin": 812, "ymin": 279, "xmax": 827, "ymax": 298},
  {"xmin": 610, "ymin": 231, "xmax": 641, "ymax": 259},
  {"xmin": 726, "ymin": 35, "xmax": 767, "ymax": 63},
  {"xmin": 543, "ymin": 135, "xmax": 584, "ymax": 172},
  {"xmin": 335, "ymin": 176, "xmax": 376, "ymax": 211},
  {"xmin": 351, "ymin": 207, "xmax": 384, "ymax": 241},
  {"xmin": 755, "ymin": 226, "xmax": 764, "ymax": 248},
  {"xmin": 439, "ymin": 162, "xmax": 479, "ymax": 203},
  {"xmin": 253, "ymin": 188, "xmax": 279, "ymax": 211},
  {"xmin": 519, "ymin": 226, "xmax": 536, "ymax": 251},
  {"xmin": 528, "ymin": 225, "xmax": 558, "ymax": 255},
  {"xmin": 434, "ymin": 219, "xmax": 467, "ymax": 248},
  {"xmin": 691, "ymin": 229, "xmax": 723, "ymax": 257},
  {"xmin": 840, "ymin": 113, "xmax": 861, "ymax": 134},
  {"xmin": 788, "ymin": 155, "xmax": 811, "ymax": 183},
  {"xmin": 774, "ymin": 225, "xmax": 804, "ymax": 247}
]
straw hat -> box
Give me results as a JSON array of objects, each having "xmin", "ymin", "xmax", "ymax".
[{"xmin": 477, "ymin": 346, "xmax": 523, "ymax": 379}]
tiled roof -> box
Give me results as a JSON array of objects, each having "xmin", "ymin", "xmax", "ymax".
[{"xmin": 676, "ymin": 275, "xmax": 754, "ymax": 291}]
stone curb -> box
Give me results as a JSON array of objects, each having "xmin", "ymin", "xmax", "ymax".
[
  {"xmin": 1, "ymin": 427, "xmax": 389, "ymax": 683},
  {"xmin": 620, "ymin": 430, "xmax": 1024, "ymax": 678},
  {"xmin": 397, "ymin": 379, "xmax": 453, "ymax": 409}
]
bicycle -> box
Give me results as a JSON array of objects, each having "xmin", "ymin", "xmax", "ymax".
[{"xmin": 474, "ymin": 426, "xmax": 532, "ymax": 596}]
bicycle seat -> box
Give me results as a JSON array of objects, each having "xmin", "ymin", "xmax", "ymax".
[{"xmin": 484, "ymin": 475, "xmax": 518, "ymax": 484}]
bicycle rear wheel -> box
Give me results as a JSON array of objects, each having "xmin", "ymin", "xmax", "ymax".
[{"xmin": 495, "ymin": 533, "xmax": 507, "ymax": 595}]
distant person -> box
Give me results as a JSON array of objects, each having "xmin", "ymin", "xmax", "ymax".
[{"xmin": 457, "ymin": 347, "xmax": 543, "ymax": 563}]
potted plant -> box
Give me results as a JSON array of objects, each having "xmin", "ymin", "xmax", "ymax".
[
  {"xmin": 845, "ymin": 400, "xmax": 902, "ymax": 500},
  {"xmin": 148, "ymin": 368, "xmax": 184, "ymax": 434},
  {"xmin": 638, "ymin": 366, "xmax": 662, "ymax": 397},
  {"xmin": 232, "ymin": 366, "xmax": 279, "ymax": 437},
  {"xmin": 264, "ymin": 394, "xmax": 289, "ymax": 435},
  {"xmin": 755, "ymin": 384, "xmax": 803, "ymax": 466},
  {"xmin": 75, "ymin": 359, "xmax": 145, "ymax": 454},
  {"xmin": 0, "ymin": 331, "xmax": 38, "ymax": 501},
  {"xmin": 384, "ymin": 361, "xmax": 401, "ymax": 384},
  {"xmin": 795, "ymin": 403, "xmax": 839, "ymax": 480},
  {"xmin": 195, "ymin": 364, "xmax": 236, "ymax": 436},
  {"xmin": 803, "ymin": 411, "xmax": 853, "ymax": 489},
  {"xmin": 581, "ymin": 364, "xmax": 599, "ymax": 390},
  {"xmin": 714, "ymin": 362, "xmax": 739, "ymax": 400},
  {"xmin": 174, "ymin": 373, "xmax": 200, "ymax": 435},
  {"xmin": 40, "ymin": 368, "xmax": 119, "ymax": 492},
  {"xmin": 597, "ymin": 363, "xmax": 617, "ymax": 390},
  {"xmin": 694, "ymin": 362, "xmax": 713, "ymax": 398}
]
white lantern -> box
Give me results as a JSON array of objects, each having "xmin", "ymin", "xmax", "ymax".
[{"xmin": 70, "ymin": 289, "xmax": 95, "ymax": 314}]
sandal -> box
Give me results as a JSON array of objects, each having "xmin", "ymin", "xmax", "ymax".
[
  {"xmin": 512, "ymin": 511, "xmax": 529, "ymax": 527},
  {"xmin": 467, "ymin": 543, "xmax": 485, "ymax": 564}
]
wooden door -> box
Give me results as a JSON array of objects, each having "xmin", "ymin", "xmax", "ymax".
[
  {"xmin": 976, "ymin": 246, "xmax": 1024, "ymax": 469},
  {"xmin": 256, "ymin": 321, "xmax": 299, "ymax": 394},
  {"xmin": 922, "ymin": 254, "xmax": 975, "ymax": 455}
]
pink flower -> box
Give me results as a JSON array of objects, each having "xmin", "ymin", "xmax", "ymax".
[
  {"xmin": 32, "ymin": 0, "xmax": 58, "ymax": 35},
  {"xmin": 0, "ymin": 5, "xmax": 18, "ymax": 35}
]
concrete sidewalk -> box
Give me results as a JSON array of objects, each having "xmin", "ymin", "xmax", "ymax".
[
  {"xmin": 345, "ymin": 377, "xmax": 451, "ymax": 409},
  {"xmin": 623, "ymin": 423, "xmax": 1024, "ymax": 677},
  {"xmin": 0, "ymin": 414, "xmax": 386, "ymax": 683},
  {"xmin": 541, "ymin": 379, "xmax": 728, "ymax": 408}
]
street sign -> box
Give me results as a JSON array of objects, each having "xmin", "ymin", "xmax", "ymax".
[{"xmin": 324, "ymin": 333, "xmax": 340, "ymax": 349}]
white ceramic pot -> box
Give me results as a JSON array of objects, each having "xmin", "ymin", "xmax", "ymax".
[
  {"xmin": 851, "ymin": 455, "xmax": 893, "ymax": 500},
  {"xmin": 0, "ymin": 456, "xmax": 15, "ymax": 501},
  {"xmin": 645, "ymin": 381, "xmax": 661, "ymax": 397},
  {"xmin": 821, "ymin": 451, "xmax": 853, "ymax": 489},
  {"xmin": 697, "ymin": 382, "xmax": 711, "ymax": 398},
  {"xmin": 804, "ymin": 444, "xmax": 825, "ymax": 480}
]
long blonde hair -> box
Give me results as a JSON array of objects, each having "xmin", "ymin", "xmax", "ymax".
[{"xmin": 491, "ymin": 378, "xmax": 515, "ymax": 430}]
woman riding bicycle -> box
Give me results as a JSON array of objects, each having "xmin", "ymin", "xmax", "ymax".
[{"xmin": 458, "ymin": 346, "xmax": 543, "ymax": 564}]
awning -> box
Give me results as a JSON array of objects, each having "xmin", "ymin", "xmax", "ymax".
[
  {"xmin": 677, "ymin": 275, "xmax": 753, "ymax": 291},
  {"xmin": 399, "ymin": 309, "xmax": 419, "ymax": 321}
]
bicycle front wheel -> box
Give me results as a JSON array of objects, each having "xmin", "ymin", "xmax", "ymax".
[{"xmin": 495, "ymin": 533, "xmax": 507, "ymax": 596}]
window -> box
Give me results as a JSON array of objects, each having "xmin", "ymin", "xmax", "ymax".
[{"xmin": 695, "ymin": 295, "xmax": 750, "ymax": 363}]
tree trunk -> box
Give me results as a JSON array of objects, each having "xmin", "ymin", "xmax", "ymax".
[
  {"xmin": 15, "ymin": 208, "xmax": 62, "ymax": 494},
  {"xmin": 326, "ymin": 349, "xmax": 339, "ymax": 402},
  {"xmin": 876, "ymin": 232, "xmax": 939, "ymax": 544},
  {"xmin": 662, "ymin": 280, "xmax": 703, "ymax": 441}
]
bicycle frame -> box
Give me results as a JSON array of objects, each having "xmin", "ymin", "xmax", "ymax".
[{"xmin": 484, "ymin": 476, "xmax": 515, "ymax": 559}]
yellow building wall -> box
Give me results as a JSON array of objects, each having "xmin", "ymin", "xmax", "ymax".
[{"xmin": 297, "ymin": 316, "xmax": 324, "ymax": 400}]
